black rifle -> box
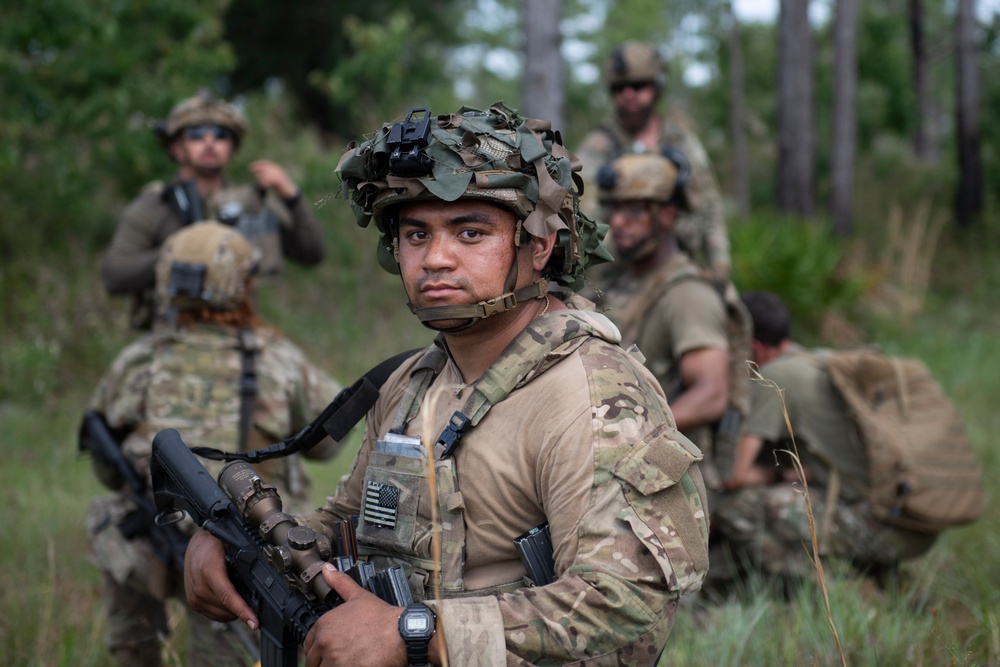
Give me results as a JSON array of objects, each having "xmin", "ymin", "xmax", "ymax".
[
  {"xmin": 151, "ymin": 428, "xmax": 411, "ymax": 667},
  {"xmin": 79, "ymin": 411, "xmax": 261, "ymax": 660},
  {"xmin": 151, "ymin": 428, "xmax": 326, "ymax": 667},
  {"xmin": 79, "ymin": 410, "xmax": 187, "ymax": 572}
]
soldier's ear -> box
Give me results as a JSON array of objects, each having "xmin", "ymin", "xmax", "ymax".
[{"xmin": 528, "ymin": 232, "xmax": 557, "ymax": 273}]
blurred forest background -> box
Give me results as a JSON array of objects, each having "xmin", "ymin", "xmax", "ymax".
[{"xmin": 3, "ymin": 0, "xmax": 1000, "ymax": 665}]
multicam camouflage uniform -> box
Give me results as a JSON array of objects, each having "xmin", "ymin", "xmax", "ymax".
[
  {"xmin": 86, "ymin": 323, "xmax": 341, "ymax": 665},
  {"xmin": 713, "ymin": 347, "xmax": 937, "ymax": 578},
  {"xmin": 101, "ymin": 181, "xmax": 325, "ymax": 328},
  {"xmin": 297, "ymin": 294, "xmax": 709, "ymax": 665},
  {"xmin": 577, "ymin": 114, "xmax": 730, "ymax": 283}
]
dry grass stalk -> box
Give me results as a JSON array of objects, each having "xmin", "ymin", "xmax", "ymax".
[
  {"xmin": 748, "ymin": 363, "xmax": 848, "ymax": 667},
  {"xmin": 420, "ymin": 391, "xmax": 448, "ymax": 667}
]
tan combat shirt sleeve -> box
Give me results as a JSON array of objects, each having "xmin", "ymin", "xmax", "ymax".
[
  {"xmin": 101, "ymin": 193, "xmax": 176, "ymax": 295},
  {"xmin": 270, "ymin": 193, "xmax": 326, "ymax": 266}
]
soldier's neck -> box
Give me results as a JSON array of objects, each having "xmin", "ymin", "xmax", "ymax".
[
  {"xmin": 633, "ymin": 114, "xmax": 662, "ymax": 152},
  {"xmin": 442, "ymin": 295, "xmax": 560, "ymax": 384}
]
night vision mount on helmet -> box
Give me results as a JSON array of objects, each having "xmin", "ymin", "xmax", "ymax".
[{"xmin": 336, "ymin": 101, "xmax": 612, "ymax": 331}]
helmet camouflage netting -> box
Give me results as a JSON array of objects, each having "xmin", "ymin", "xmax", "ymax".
[{"xmin": 335, "ymin": 100, "xmax": 611, "ymax": 291}]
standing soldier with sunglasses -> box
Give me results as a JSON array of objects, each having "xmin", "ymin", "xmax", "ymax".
[
  {"xmin": 576, "ymin": 42, "xmax": 730, "ymax": 284},
  {"xmin": 101, "ymin": 91, "xmax": 325, "ymax": 329}
]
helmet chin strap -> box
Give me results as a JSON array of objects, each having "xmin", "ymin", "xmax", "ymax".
[
  {"xmin": 405, "ymin": 219, "xmax": 549, "ymax": 333},
  {"xmin": 407, "ymin": 277, "xmax": 549, "ymax": 333}
]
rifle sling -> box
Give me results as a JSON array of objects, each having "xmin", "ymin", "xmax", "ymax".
[{"xmin": 190, "ymin": 348, "xmax": 420, "ymax": 464}]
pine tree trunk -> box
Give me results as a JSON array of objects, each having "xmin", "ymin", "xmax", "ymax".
[
  {"xmin": 909, "ymin": 0, "xmax": 939, "ymax": 162},
  {"xmin": 831, "ymin": 0, "xmax": 859, "ymax": 237},
  {"xmin": 522, "ymin": 0, "xmax": 564, "ymax": 132},
  {"xmin": 777, "ymin": 0, "xmax": 815, "ymax": 218},
  {"xmin": 955, "ymin": 0, "xmax": 982, "ymax": 228},
  {"xmin": 728, "ymin": 2, "xmax": 750, "ymax": 218}
]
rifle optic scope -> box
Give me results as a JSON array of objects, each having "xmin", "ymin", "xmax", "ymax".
[{"xmin": 218, "ymin": 460, "xmax": 337, "ymax": 605}]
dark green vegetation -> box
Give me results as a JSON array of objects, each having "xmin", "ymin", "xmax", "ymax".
[{"xmin": 3, "ymin": 0, "xmax": 1000, "ymax": 664}]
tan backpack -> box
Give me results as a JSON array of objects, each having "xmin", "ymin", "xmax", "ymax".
[{"xmin": 822, "ymin": 349, "xmax": 983, "ymax": 533}]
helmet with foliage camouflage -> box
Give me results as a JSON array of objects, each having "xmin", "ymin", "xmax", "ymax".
[
  {"xmin": 155, "ymin": 91, "xmax": 249, "ymax": 148},
  {"xmin": 155, "ymin": 221, "xmax": 258, "ymax": 312},
  {"xmin": 336, "ymin": 100, "xmax": 612, "ymax": 316},
  {"xmin": 604, "ymin": 42, "xmax": 666, "ymax": 91},
  {"xmin": 597, "ymin": 152, "xmax": 680, "ymax": 205}
]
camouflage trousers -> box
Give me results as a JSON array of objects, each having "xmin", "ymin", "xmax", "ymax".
[
  {"xmin": 87, "ymin": 496, "xmax": 255, "ymax": 667},
  {"xmin": 711, "ymin": 484, "xmax": 937, "ymax": 578}
]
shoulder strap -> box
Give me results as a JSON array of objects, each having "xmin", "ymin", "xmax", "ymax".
[
  {"xmin": 237, "ymin": 328, "xmax": 258, "ymax": 453},
  {"xmin": 617, "ymin": 258, "xmax": 703, "ymax": 344},
  {"xmin": 437, "ymin": 311, "xmax": 599, "ymax": 458},
  {"xmin": 389, "ymin": 344, "xmax": 449, "ymax": 434},
  {"xmin": 598, "ymin": 123, "xmax": 625, "ymax": 157}
]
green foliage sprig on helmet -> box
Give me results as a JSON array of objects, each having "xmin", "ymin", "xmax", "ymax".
[{"xmin": 335, "ymin": 100, "xmax": 611, "ymax": 292}]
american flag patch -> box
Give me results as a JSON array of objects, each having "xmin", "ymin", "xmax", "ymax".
[{"xmin": 363, "ymin": 481, "xmax": 399, "ymax": 528}]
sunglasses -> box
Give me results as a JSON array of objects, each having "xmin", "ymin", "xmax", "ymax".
[
  {"xmin": 608, "ymin": 202, "xmax": 650, "ymax": 220},
  {"xmin": 610, "ymin": 80, "xmax": 654, "ymax": 95},
  {"xmin": 182, "ymin": 125, "xmax": 232, "ymax": 141}
]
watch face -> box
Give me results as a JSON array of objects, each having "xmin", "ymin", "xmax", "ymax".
[
  {"xmin": 400, "ymin": 605, "xmax": 436, "ymax": 641},
  {"xmin": 404, "ymin": 616, "xmax": 430, "ymax": 633}
]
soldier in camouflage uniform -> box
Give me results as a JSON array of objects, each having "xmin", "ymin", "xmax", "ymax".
[
  {"xmin": 86, "ymin": 222, "xmax": 342, "ymax": 666},
  {"xmin": 185, "ymin": 101, "xmax": 710, "ymax": 665},
  {"xmin": 591, "ymin": 152, "xmax": 743, "ymax": 503},
  {"xmin": 576, "ymin": 41, "xmax": 730, "ymax": 283},
  {"xmin": 101, "ymin": 91, "xmax": 326, "ymax": 329},
  {"xmin": 716, "ymin": 291, "xmax": 936, "ymax": 580}
]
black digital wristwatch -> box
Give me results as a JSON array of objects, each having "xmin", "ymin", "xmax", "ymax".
[{"xmin": 398, "ymin": 602, "xmax": 437, "ymax": 667}]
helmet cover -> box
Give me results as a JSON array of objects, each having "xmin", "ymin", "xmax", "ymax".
[
  {"xmin": 155, "ymin": 221, "xmax": 258, "ymax": 311},
  {"xmin": 335, "ymin": 100, "xmax": 612, "ymax": 291},
  {"xmin": 159, "ymin": 91, "xmax": 249, "ymax": 147},
  {"xmin": 597, "ymin": 152, "xmax": 680, "ymax": 205},
  {"xmin": 604, "ymin": 42, "xmax": 666, "ymax": 89}
]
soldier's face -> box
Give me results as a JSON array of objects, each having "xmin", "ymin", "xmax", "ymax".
[
  {"xmin": 612, "ymin": 81, "xmax": 657, "ymax": 133},
  {"xmin": 608, "ymin": 201, "xmax": 656, "ymax": 262},
  {"xmin": 171, "ymin": 126, "xmax": 234, "ymax": 174},
  {"xmin": 396, "ymin": 199, "xmax": 537, "ymax": 331}
]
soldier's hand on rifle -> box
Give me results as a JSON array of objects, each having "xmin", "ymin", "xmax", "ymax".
[
  {"xmin": 303, "ymin": 564, "xmax": 409, "ymax": 667},
  {"xmin": 249, "ymin": 159, "xmax": 299, "ymax": 200},
  {"xmin": 184, "ymin": 528, "xmax": 259, "ymax": 631}
]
